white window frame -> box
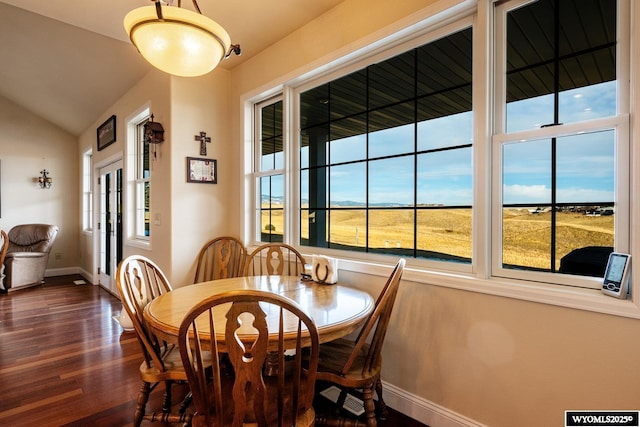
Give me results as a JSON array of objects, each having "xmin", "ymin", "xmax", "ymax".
[
  {"xmin": 252, "ymin": 96, "xmax": 289, "ymax": 245},
  {"xmin": 125, "ymin": 106, "xmax": 151, "ymax": 247},
  {"xmin": 82, "ymin": 149, "xmax": 93, "ymax": 232},
  {"xmin": 491, "ymin": 0, "xmax": 630, "ymax": 290}
]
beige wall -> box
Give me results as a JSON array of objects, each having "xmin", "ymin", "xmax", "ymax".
[
  {"xmin": 0, "ymin": 95, "xmax": 79, "ymax": 274},
  {"xmin": 78, "ymin": 69, "xmax": 172, "ymax": 280},
  {"xmin": 169, "ymin": 70, "xmax": 233, "ymax": 286},
  {"xmin": 77, "ymin": 67, "xmax": 233, "ymax": 288}
]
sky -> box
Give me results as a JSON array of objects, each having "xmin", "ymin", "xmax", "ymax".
[{"xmin": 268, "ymin": 81, "xmax": 617, "ymax": 208}]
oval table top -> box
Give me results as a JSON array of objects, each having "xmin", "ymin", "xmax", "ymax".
[{"xmin": 144, "ymin": 275, "xmax": 375, "ymax": 349}]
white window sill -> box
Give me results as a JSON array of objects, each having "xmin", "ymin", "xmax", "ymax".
[{"xmin": 332, "ymin": 257, "xmax": 640, "ymax": 319}]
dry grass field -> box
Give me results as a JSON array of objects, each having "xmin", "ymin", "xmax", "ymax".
[{"xmin": 263, "ymin": 205, "xmax": 614, "ymax": 269}]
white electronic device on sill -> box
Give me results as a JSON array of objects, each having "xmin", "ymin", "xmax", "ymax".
[{"xmin": 601, "ymin": 252, "xmax": 631, "ymax": 299}]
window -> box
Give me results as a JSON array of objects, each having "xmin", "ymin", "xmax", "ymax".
[
  {"xmin": 255, "ymin": 98, "xmax": 284, "ymax": 243},
  {"xmin": 126, "ymin": 108, "xmax": 151, "ymax": 243},
  {"xmin": 82, "ymin": 149, "xmax": 93, "ymax": 231},
  {"xmin": 493, "ymin": 0, "xmax": 628, "ymax": 288},
  {"xmin": 299, "ymin": 27, "xmax": 473, "ymax": 262},
  {"xmin": 248, "ymin": 0, "xmax": 631, "ymax": 299}
]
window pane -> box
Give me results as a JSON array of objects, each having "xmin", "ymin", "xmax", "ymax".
[
  {"xmin": 369, "ymin": 157, "xmax": 414, "ymax": 206},
  {"xmin": 300, "ymin": 84, "xmax": 329, "ymax": 129},
  {"xmin": 417, "ymin": 111, "xmax": 472, "ymax": 151},
  {"xmin": 417, "ymin": 147, "xmax": 472, "ymax": 206},
  {"xmin": 417, "ymin": 208, "xmax": 471, "ymax": 262},
  {"xmin": 368, "ymin": 50, "xmax": 415, "ymax": 109},
  {"xmin": 330, "ymin": 163, "xmax": 365, "ymax": 206},
  {"xmin": 301, "ymin": 124, "xmax": 328, "ymax": 169},
  {"xmin": 304, "ymin": 167, "xmax": 328, "ymax": 209},
  {"xmin": 505, "ymin": 0, "xmax": 617, "ymax": 132},
  {"xmin": 328, "ymin": 210, "xmax": 366, "ymax": 250},
  {"xmin": 502, "ymin": 207, "xmax": 551, "ymax": 271},
  {"xmin": 259, "ymin": 175, "xmax": 284, "ymax": 242},
  {"xmin": 330, "ymin": 134, "xmax": 366, "ymax": 165},
  {"xmin": 261, "ymin": 101, "xmax": 283, "ymax": 171},
  {"xmin": 369, "ymin": 113, "xmax": 414, "ymax": 159},
  {"xmin": 331, "ymin": 70, "xmax": 367, "ymax": 120},
  {"xmin": 368, "ymin": 209, "xmax": 414, "ymax": 255},
  {"xmin": 556, "ymin": 131, "xmax": 614, "ymax": 204},
  {"xmin": 501, "ymin": 130, "xmax": 615, "ymax": 274},
  {"xmin": 502, "ymin": 140, "xmax": 552, "ymax": 206}
]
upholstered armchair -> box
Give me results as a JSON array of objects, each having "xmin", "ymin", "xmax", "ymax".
[{"xmin": 1, "ymin": 224, "xmax": 59, "ymax": 292}]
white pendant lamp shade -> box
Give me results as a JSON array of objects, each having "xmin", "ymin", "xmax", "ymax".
[{"xmin": 124, "ymin": 5, "xmax": 232, "ymax": 77}]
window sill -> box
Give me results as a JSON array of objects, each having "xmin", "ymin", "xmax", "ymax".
[{"xmin": 335, "ymin": 257, "xmax": 640, "ymax": 319}]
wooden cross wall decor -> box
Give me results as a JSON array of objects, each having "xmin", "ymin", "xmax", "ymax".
[{"xmin": 195, "ymin": 131, "xmax": 211, "ymax": 156}]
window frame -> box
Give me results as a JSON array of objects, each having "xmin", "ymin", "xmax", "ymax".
[
  {"xmin": 491, "ymin": 0, "xmax": 630, "ymax": 290},
  {"xmin": 253, "ymin": 96, "xmax": 288, "ymax": 244},
  {"xmin": 125, "ymin": 106, "xmax": 151, "ymax": 247},
  {"xmin": 243, "ymin": 0, "xmax": 640, "ymax": 319},
  {"xmin": 82, "ymin": 149, "xmax": 93, "ymax": 233}
]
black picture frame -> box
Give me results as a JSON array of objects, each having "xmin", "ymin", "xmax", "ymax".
[
  {"xmin": 97, "ymin": 115, "xmax": 116, "ymax": 151},
  {"xmin": 187, "ymin": 157, "xmax": 217, "ymax": 184}
]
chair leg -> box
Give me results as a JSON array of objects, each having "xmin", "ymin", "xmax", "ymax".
[
  {"xmin": 162, "ymin": 380, "xmax": 173, "ymax": 412},
  {"xmin": 374, "ymin": 377, "xmax": 389, "ymax": 421},
  {"xmin": 362, "ymin": 384, "xmax": 377, "ymax": 427},
  {"xmin": 134, "ymin": 381, "xmax": 151, "ymax": 427}
]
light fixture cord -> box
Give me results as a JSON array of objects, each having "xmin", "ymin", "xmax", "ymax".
[{"xmin": 170, "ymin": 0, "xmax": 202, "ymax": 14}]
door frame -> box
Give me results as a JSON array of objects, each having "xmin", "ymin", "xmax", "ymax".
[{"xmin": 93, "ymin": 155, "xmax": 124, "ymax": 294}]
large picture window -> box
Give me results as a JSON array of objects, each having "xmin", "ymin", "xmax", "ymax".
[{"xmin": 300, "ymin": 27, "xmax": 473, "ymax": 263}]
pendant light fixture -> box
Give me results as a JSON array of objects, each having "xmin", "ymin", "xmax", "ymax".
[{"xmin": 124, "ymin": 0, "xmax": 241, "ymax": 77}]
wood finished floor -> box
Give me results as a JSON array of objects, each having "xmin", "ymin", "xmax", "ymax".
[{"xmin": 0, "ymin": 275, "xmax": 427, "ymax": 427}]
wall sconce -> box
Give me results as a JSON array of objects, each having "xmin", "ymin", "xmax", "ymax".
[
  {"xmin": 144, "ymin": 114, "xmax": 165, "ymax": 159},
  {"xmin": 38, "ymin": 169, "xmax": 53, "ymax": 189}
]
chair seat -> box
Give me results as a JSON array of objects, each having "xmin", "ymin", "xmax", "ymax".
[
  {"xmin": 139, "ymin": 345, "xmax": 212, "ymax": 383},
  {"xmin": 316, "ymin": 339, "xmax": 380, "ymax": 386}
]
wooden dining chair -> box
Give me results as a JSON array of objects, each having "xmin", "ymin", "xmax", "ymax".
[
  {"xmin": 0, "ymin": 230, "xmax": 9, "ymax": 290},
  {"xmin": 178, "ymin": 289, "xmax": 320, "ymax": 427},
  {"xmin": 244, "ymin": 243, "xmax": 307, "ymax": 277},
  {"xmin": 194, "ymin": 236, "xmax": 247, "ymax": 283},
  {"xmin": 116, "ymin": 255, "xmax": 199, "ymax": 427},
  {"xmin": 314, "ymin": 258, "xmax": 406, "ymax": 427}
]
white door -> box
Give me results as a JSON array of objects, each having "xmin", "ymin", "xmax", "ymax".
[{"xmin": 98, "ymin": 160, "xmax": 123, "ymax": 295}]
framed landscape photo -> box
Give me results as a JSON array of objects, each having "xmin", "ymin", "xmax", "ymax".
[
  {"xmin": 97, "ymin": 115, "xmax": 116, "ymax": 151},
  {"xmin": 187, "ymin": 157, "xmax": 217, "ymax": 184}
]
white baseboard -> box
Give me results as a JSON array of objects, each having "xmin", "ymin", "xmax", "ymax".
[
  {"xmin": 381, "ymin": 380, "xmax": 485, "ymax": 427},
  {"xmin": 45, "ymin": 266, "xmax": 93, "ymax": 284}
]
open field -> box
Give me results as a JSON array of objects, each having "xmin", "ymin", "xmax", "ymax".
[{"xmin": 263, "ymin": 205, "xmax": 614, "ymax": 270}]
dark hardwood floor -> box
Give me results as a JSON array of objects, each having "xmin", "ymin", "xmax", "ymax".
[{"xmin": 0, "ymin": 275, "xmax": 427, "ymax": 427}]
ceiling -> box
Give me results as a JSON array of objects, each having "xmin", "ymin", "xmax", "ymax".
[{"xmin": 0, "ymin": 0, "xmax": 345, "ymax": 136}]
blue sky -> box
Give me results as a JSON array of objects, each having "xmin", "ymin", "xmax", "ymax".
[{"xmin": 274, "ymin": 81, "xmax": 617, "ymax": 207}]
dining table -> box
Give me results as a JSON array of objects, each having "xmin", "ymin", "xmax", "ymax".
[{"xmin": 143, "ymin": 274, "xmax": 375, "ymax": 351}]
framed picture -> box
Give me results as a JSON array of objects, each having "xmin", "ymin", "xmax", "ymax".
[
  {"xmin": 187, "ymin": 157, "xmax": 217, "ymax": 184},
  {"xmin": 97, "ymin": 115, "xmax": 116, "ymax": 151}
]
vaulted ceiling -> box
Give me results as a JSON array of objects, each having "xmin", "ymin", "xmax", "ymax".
[{"xmin": 0, "ymin": 0, "xmax": 344, "ymax": 136}]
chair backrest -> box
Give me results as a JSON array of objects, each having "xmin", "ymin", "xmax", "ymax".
[
  {"xmin": 0, "ymin": 230, "xmax": 8, "ymax": 280},
  {"xmin": 179, "ymin": 289, "xmax": 319, "ymax": 427},
  {"xmin": 194, "ymin": 236, "xmax": 247, "ymax": 283},
  {"xmin": 116, "ymin": 255, "xmax": 173, "ymax": 371},
  {"xmin": 244, "ymin": 243, "xmax": 306, "ymax": 277},
  {"xmin": 7, "ymin": 224, "xmax": 58, "ymax": 254},
  {"xmin": 342, "ymin": 258, "xmax": 405, "ymax": 376},
  {"xmin": 0, "ymin": 230, "xmax": 8, "ymax": 262}
]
